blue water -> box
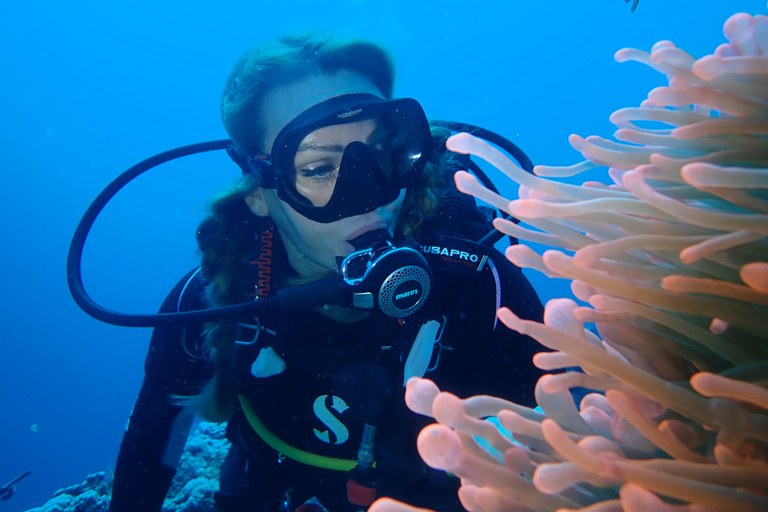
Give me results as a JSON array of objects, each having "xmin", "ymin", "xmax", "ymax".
[{"xmin": 1, "ymin": 1, "xmax": 764, "ymax": 510}]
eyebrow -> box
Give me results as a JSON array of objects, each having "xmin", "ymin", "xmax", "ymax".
[
  {"xmin": 296, "ymin": 142, "xmax": 344, "ymax": 152},
  {"xmin": 296, "ymin": 118, "xmax": 384, "ymax": 153}
]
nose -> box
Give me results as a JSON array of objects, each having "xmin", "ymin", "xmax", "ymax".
[{"xmin": 375, "ymin": 188, "xmax": 406, "ymax": 213}]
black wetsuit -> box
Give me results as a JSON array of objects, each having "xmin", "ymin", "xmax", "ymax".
[{"xmin": 110, "ymin": 223, "xmax": 544, "ymax": 512}]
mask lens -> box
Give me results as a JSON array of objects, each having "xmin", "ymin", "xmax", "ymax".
[
  {"xmin": 272, "ymin": 96, "xmax": 431, "ymax": 222},
  {"xmin": 288, "ymin": 116, "xmax": 389, "ymax": 208}
]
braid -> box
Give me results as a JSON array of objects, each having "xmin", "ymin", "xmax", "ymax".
[
  {"xmin": 194, "ymin": 183, "xmax": 262, "ymax": 422},
  {"xmin": 197, "ymin": 191, "xmax": 261, "ymax": 306}
]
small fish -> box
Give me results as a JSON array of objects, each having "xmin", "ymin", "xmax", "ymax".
[{"xmin": 625, "ymin": 0, "xmax": 640, "ymax": 12}]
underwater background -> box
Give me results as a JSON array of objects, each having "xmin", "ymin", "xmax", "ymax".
[{"xmin": 1, "ymin": 1, "xmax": 764, "ymax": 510}]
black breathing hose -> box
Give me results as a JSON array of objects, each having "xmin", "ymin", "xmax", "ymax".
[{"xmin": 67, "ymin": 122, "xmax": 534, "ymax": 327}]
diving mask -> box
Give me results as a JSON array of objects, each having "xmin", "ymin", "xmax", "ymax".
[{"xmin": 229, "ymin": 93, "xmax": 432, "ymax": 223}]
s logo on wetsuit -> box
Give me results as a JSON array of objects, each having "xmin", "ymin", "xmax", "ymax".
[{"xmin": 312, "ymin": 395, "xmax": 350, "ymax": 445}]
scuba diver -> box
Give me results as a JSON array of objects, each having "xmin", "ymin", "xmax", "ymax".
[
  {"xmin": 68, "ymin": 34, "xmax": 544, "ymax": 512},
  {"xmin": 1, "ymin": 471, "xmax": 31, "ymax": 502}
]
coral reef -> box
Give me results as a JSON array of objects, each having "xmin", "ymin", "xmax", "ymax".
[
  {"xmin": 26, "ymin": 472, "xmax": 112, "ymax": 512},
  {"xmin": 372, "ymin": 6, "xmax": 768, "ymax": 512},
  {"xmin": 26, "ymin": 422, "xmax": 229, "ymax": 512}
]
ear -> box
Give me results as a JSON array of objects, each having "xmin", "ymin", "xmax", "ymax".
[{"xmin": 245, "ymin": 188, "xmax": 270, "ymax": 217}]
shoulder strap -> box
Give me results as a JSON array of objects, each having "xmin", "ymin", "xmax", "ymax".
[{"xmin": 173, "ymin": 268, "xmax": 209, "ymax": 360}]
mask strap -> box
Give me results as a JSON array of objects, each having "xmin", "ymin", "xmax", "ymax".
[
  {"xmin": 226, "ymin": 144, "xmax": 251, "ymax": 173},
  {"xmin": 226, "ymin": 145, "xmax": 277, "ymax": 188}
]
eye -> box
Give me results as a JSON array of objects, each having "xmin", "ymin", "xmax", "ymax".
[{"xmin": 299, "ymin": 162, "xmax": 338, "ymax": 180}]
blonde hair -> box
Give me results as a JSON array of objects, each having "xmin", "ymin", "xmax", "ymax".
[{"xmin": 221, "ymin": 33, "xmax": 396, "ymax": 157}]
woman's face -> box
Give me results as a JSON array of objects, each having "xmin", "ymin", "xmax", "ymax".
[{"xmin": 245, "ymin": 71, "xmax": 406, "ymax": 280}]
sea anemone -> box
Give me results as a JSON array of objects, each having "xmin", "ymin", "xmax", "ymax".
[{"xmin": 372, "ymin": 6, "xmax": 768, "ymax": 512}]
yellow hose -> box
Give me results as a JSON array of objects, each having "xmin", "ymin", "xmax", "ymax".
[{"xmin": 238, "ymin": 394, "xmax": 372, "ymax": 471}]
